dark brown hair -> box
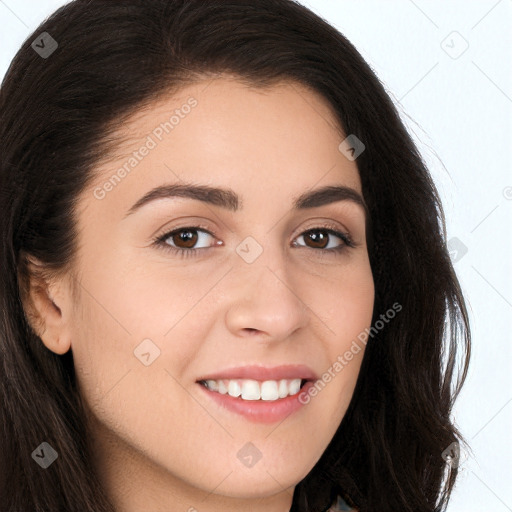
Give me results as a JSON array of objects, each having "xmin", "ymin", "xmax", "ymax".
[{"xmin": 0, "ymin": 1, "xmax": 471, "ymax": 511}]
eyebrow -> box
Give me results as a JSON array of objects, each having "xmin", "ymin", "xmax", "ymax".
[{"xmin": 124, "ymin": 182, "xmax": 368, "ymax": 219}]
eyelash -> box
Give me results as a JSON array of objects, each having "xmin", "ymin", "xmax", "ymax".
[{"xmin": 152, "ymin": 223, "xmax": 357, "ymax": 259}]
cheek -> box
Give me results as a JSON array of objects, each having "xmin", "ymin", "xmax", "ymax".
[
  {"xmin": 69, "ymin": 287, "xmax": 204, "ymax": 461},
  {"xmin": 336, "ymin": 275, "xmax": 375, "ymax": 340},
  {"xmin": 107, "ymin": 260, "xmax": 217, "ymax": 335},
  {"xmin": 312, "ymin": 258, "xmax": 375, "ymax": 340},
  {"xmin": 68, "ymin": 264, "xmax": 216, "ymax": 417},
  {"xmin": 307, "ymin": 262, "xmax": 374, "ymax": 413},
  {"xmin": 69, "ymin": 295, "xmax": 133, "ymax": 412}
]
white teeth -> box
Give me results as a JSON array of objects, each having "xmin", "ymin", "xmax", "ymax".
[
  {"xmin": 289, "ymin": 378, "xmax": 301, "ymax": 395},
  {"xmin": 278, "ymin": 379, "xmax": 289, "ymax": 398},
  {"xmin": 202, "ymin": 378, "xmax": 304, "ymax": 401},
  {"xmin": 260, "ymin": 380, "xmax": 279, "ymax": 400},
  {"xmin": 228, "ymin": 380, "xmax": 241, "ymax": 398},
  {"xmin": 241, "ymin": 380, "xmax": 260, "ymax": 400},
  {"xmin": 205, "ymin": 379, "xmax": 218, "ymax": 392},
  {"xmin": 217, "ymin": 380, "xmax": 228, "ymax": 394}
]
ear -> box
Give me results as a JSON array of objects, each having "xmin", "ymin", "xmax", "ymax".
[{"xmin": 21, "ymin": 255, "xmax": 73, "ymax": 355}]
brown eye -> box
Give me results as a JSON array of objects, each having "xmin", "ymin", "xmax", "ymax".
[
  {"xmin": 303, "ymin": 229, "xmax": 330, "ymax": 249},
  {"xmin": 154, "ymin": 226, "xmax": 216, "ymax": 254},
  {"xmin": 295, "ymin": 228, "xmax": 351, "ymax": 251},
  {"xmin": 153, "ymin": 224, "xmax": 354, "ymax": 260},
  {"xmin": 170, "ymin": 228, "xmax": 199, "ymax": 249}
]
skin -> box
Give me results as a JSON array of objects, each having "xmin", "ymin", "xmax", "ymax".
[{"xmin": 27, "ymin": 76, "xmax": 374, "ymax": 512}]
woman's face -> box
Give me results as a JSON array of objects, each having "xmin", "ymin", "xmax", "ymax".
[{"xmin": 47, "ymin": 77, "xmax": 374, "ymax": 510}]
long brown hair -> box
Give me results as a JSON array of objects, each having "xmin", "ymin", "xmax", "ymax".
[{"xmin": 0, "ymin": 1, "xmax": 471, "ymax": 510}]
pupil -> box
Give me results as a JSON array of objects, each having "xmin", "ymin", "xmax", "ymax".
[
  {"xmin": 308, "ymin": 230, "xmax": 327, "ymax": 249},
  {"xmin": 176, "ymin": 229, "xmax": 197, "ymax": 248}
]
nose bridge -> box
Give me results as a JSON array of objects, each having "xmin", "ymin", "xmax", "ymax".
[
  {"xmin": 223, "ymin": 230, "xmax": 308, "ymax": 339},
  {"xmin": 234, "ymin": 229, "xmax": 289, "ymax": 291}
]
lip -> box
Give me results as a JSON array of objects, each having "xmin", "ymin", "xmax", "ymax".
[
  {"xmin": 197, "ymin": 380, "xmax": 316, "ymax": 424},
  {"xmin": 195, "ymin": 364, "xmax": 318, "ymax": 424},
  {"xmin": 195, "ymin": 364, "xmax": 318, "ymax": 382}
]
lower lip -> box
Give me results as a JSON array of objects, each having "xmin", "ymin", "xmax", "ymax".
[{"xmin": 197, "ymin": 381, "xmax": 315, "ymax": 424}]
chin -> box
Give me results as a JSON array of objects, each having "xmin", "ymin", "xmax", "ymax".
[{"xmin": 207, "ymin": 473, "xmax": 298, "ymax": 500}]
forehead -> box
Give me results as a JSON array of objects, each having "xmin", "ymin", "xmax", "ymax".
[{"xmin": 82, "ymin": 77, "xmax": 362, "ymax": 221}]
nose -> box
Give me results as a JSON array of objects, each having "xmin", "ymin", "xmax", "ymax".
[{"xmin": 223, "ymin": 245, "xmax": 309, "ymax": 343}]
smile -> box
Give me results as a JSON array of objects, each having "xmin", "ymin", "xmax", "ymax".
[{"xmin": 199, "ymin": 378, "xmax": 309, "ymax": 401}]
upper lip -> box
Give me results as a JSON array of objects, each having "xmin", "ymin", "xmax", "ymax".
[{"xmin": 196, "ymin": 364, "xmax": 318, "ymax": 382}]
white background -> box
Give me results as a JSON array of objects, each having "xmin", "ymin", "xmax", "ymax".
[{"xmin": 1, "ymin": 1, "xmax": 511, "ymax": 510}]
